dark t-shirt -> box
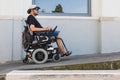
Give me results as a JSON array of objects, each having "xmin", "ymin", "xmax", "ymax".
[{"xmin": 26, "ymin": 15, "xmax": 43, "ymax": 28}]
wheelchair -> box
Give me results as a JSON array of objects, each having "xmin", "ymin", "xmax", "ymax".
[{"xmin": 22, "ymin": 22, "xmax": 68, "ymax": 64}]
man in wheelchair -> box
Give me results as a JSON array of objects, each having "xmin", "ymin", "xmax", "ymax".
[{"xmin": 22, "ymin": 5, "xmax": 71, "ymax": 64}]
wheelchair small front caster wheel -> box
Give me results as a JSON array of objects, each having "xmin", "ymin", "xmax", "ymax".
[{"xmin": 52, "ymin": 54, "xmax": 61, "ymax": 62}]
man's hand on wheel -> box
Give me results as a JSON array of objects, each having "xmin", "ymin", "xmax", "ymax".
[{"xmin": 46, "ymin": 27, "xmax": 52, "ymax": 31}]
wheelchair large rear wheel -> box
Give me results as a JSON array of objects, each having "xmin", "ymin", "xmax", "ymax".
[{"xmin": 32, "ymin": 48, "xmax": 48, "ymax": 64}]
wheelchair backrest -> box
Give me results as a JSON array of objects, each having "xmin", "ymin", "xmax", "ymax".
[
  {"xmin": 22, "ymin": 25, "xmax": 33, "ymax": 50},
  {"xmin": 25, "ymin": 20, "xmax": 33, "ymax": 36}
]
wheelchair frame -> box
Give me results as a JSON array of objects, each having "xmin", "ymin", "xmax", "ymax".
[{"xmin": 22, "ymin": 22, "xmax": 68, "ymax": 64}]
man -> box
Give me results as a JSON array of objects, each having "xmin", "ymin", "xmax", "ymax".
[{"xmin": 26, "ymin": 5, "xmax": 71, "ymax": 57}]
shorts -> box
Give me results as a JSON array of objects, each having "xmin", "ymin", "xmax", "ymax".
[{"xmin": 53, "ymin": 31, "xmax": 60, "ymax": 37}]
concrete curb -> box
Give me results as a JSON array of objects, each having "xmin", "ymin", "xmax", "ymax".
[{"xmin": 6, "ymin": 70, "xmax": 120, "ymax": 80}]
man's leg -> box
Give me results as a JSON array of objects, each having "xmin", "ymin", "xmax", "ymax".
[{"xmin": 56, "ymin": 34, "xmax": 66, "ymax": 54}]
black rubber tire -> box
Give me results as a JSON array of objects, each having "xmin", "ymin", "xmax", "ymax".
[
  {"xmin": 32, "ymin": 48, "xmax": 48, "ymax": 64},
  {"xmin": 52, "ymin": 54, "xmax": 61, "ymax": 62}
]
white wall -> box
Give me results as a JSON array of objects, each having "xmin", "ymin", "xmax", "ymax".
[
  {"xmin": 92, "ymin": 0, "xmax": 120, "ymax": 17},
  {"xmin": 0, "ymin": 0, "xmax": 32, "ymax": 16},
  {"xmin": 37, "ymin": 17, "xmax": 99, "ymax": 55},
  {"xmin": 0, "ymin": 18, "xmax": 23, "ymax": 62},
  {"xmin": 0, "ymin": 19, "xmax": 13, "ymax": 61},
  {"xmin": 91, "ymin": 0, "xmax": 102, "ymax": 17},
  {"xmin": 102, "ymin": 0, "xmax": 120, "ymax": 17},
  {"xmin": 100, "ymin": 18, "xmax": 120, "ymax": 53},
  {"xmin": 0, "ymin": 17, "xmax": 99, "ymax": 62}
]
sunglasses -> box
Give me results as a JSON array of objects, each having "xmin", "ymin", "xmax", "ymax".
[
  {"xmin": 33, "ymin": 7, "xmax": 40, "ymax": 11},
  {"xmin": 34, "ymin": 8, "xmax": 39, "ymax": 11}
]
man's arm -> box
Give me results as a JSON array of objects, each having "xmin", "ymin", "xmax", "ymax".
[{"xmin": 30, "ymin": 24, "xmax": 52, "ymax": 32}]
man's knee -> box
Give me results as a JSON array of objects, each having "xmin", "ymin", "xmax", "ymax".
[{"xmin": 57, "ymin": 34, "xmax": 61, "ymax": 38}]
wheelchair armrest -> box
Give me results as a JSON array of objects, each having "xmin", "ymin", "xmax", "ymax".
[
  {"xmin": 34, "ymin": 31, "xmax": 46, "ymax": 35},
  {"xmin": 34, "ymin": 31, "xmax": 41, "ymax": 36},
  {"xmin": 34, "ymin": 31, "xmax": 52, "ymax": 36}
]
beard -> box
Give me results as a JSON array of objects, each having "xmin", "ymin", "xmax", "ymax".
[{"xmin": 34, "ymin": 13, "xmax": 38, "ymax": 16}]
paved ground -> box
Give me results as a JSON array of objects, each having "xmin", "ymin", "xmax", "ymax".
[{"xmin": 1, "ymin": 52, "xmax": 120, "ymax": 75}]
